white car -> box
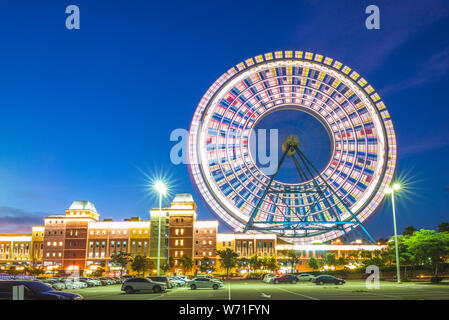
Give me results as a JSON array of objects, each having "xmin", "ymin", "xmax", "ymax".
[
  {"xmin": 121, "ymin": 277, "xmax": 167, "ymax": 294},
  {"xmin": 297, "ymin": 274, "xmax": 314, "ymax": 282},
  {"xmin": 189, "ymin": 277, "xmax": 224, "ymax": 290},
  {"xmin": 263, "ymin": 274, "xmax": 275, "ymax": 283}
]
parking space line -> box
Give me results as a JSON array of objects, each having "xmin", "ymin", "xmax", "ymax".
[
  {"xmin": 273, "ymin": 286, "xmax": 319, "ymax": 300},
  {"xmin": 336, "ymin": 287, "xmax": 400, "ymax": 299}
]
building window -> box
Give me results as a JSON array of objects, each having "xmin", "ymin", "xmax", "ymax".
[
  {"xmin": 180, "ymin": 240, "xmax": 184, "ymax": 246},
  {"xmin": 175, "ymin": 229, "xmax": 179, "ymax": 235},
  {"xmin": 180, "ymin": 229, "xmax": 184, "ymax": 235}
]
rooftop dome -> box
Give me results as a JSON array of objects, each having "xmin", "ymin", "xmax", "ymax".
[{"xmin": 68, "ymin": 200, "xmax": 97, "ymax": 213}]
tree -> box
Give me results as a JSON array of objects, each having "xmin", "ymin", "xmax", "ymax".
[
  {"xmin": 336, "ymin": 256, "xmax": 347, "ymax": 267},
  {"xmin": 403, "ymin": 225, "xmax": 417, "ymax": 237},
  {"xmin": 323, "ymin": 253, "xmax": 337, "ymax": 266},
  {"xmin": 288, "ymin": 250, "xmax": 301, "ymax": 272},
  {"xmin": 217, "ymin": 248, "xmax": 238, "ymax": 279},
  {"xmin": 386, "ymin": 235, "xmax": 414, "ymax": 278},
  {"xmin": 199, "ymin": 256, "xmax": 215, "ymax": 273},
  {"xmin": 265, "ymin": 257, "xmax": 278, "ymax": 272},
  {"xmin": 437, "ymin": 222, "xmax": 449, "ymax": 233},
  {"xmin": 28, "ymin": 268, "xmax": 45, "ymax": 277},
  {"xmin": 236, "ymin": 257, "xmax": 249, "ymax": 269},
  {"xmin": 179, "ymin": 254, "xmax": 193, "ymax": 275},
  {"xmin": 249, "ymin": 254, "xmax": 262, "ymax": 270},
  {"xmin": 308, "ymin": 257, "xmax": 319, "ymax": 271},
  {"xmin": 377, "ymin": 238, "xmax": 389, "ymax": 245},
  {"xmin": 359, "ymin": 249, "xmax": 373, "ymax": 260},
  {"xmin": 404, "ymin": 230, "xmax": 449, "ymax": 276},
  {"xmin": 110, "ymin": 252, "xmax": 131, "ymax": 276},
  {"xmin": 142, "ymin": 257, "xmax": 155, "ymax": 277},
  {"xmin": 92, "ymin": 268, "xmax": 105, "ymax": 278},
  {"xmin": 131, "ymin": 255, "xmax": 145, "ymax": 276},
  {"xmin": 162, "ymin": 256, "xmax": 175, "ymax": 274}
]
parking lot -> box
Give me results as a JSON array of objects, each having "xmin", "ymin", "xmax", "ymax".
[{"xmin": 67, "ymin": 280, "xmax": 449, "ymax": 300}]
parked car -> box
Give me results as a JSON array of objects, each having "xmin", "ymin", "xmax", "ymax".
[
  {"xmin": 0, "ymin": 280, "xmax": 83, "ymax": 300},
  {"xmin": 78, "ymin": 279, "xmax": 95, "ymax": 287},
  {"xmin": 196, "ymin": 275, "xmax": 222, "ymax": 282},
  {"xmin": 270, "ymin": 274, "xmax": 298, "ymax": 284},
  {"xmin": 148, "ymin": 276, "xmax": 174, "ymax": 289},
  {"xmin": 312, "ymin": 275, "xmax": 345, "ymax": 285},
  {"xmin": 189, "ymin": 277, "xmax": 224, "ymax": 290},
  {"xmin": 111, "ymin": 277, "xmax": 123, "ymax": 284},
  {"xmin": 176, "ymin": 275, "xmax": 190, "ymax": 282},
  {"xmin": 167, "ymin": 276, "xmax": 184, "ymax": 287},
  {"xmin": 263, "ymin": 274, "xmax": 275, "ymax": 283},
  {"xmin": 99, "ymin": 277, "xmax": 115, "ymax": 285},
  {"xmin": 121, "ymin": 277, "xmax": 167, "ymax": 294},
  {"xmin": 45, "ymin": 280, "xmax": 66, "ymax": 290},
  {"xmin": 64, "ymin": 279, "xmax": 87, "ymax": 289},
  {"xmin": 297, "ymin": 273, "xmax": 314, "ymax": 282},
  {"xmin": 80, "ymin": 277, "xmax": 101, "ymax": 286}
]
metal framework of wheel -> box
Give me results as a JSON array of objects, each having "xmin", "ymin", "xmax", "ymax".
[{"xmin": 188, "ymin": 50, "xmax": 397, "ymax": 244}]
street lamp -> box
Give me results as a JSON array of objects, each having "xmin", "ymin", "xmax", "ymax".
[
  {"xmin": 385, "ymin": 182, "xmax": 401, "ymax": 283},
  {"xmin": 154, "ymin": 181, "xmax": 167, "ymax": 276}
]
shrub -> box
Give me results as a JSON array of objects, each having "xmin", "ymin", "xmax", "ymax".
[{"xmin": 430, "ymin": 276, "xmax": 443, "ymax": 283}]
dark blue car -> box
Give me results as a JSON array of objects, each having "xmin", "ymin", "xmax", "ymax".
[{"xmin": 0, "ymin": 280, "xmax": 83, "ymax": 300}]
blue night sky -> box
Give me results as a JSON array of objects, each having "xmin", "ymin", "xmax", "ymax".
[{"xmin": 0, "ymin": 0, "xmax": 448, "ymax": 239}]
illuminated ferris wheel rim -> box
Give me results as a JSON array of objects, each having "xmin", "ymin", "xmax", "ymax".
[{"xmin": 188, "ymin": 51, "xmax": 397, "ymax": 243}]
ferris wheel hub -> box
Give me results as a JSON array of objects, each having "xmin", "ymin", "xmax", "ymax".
[{"xmin": 282, "ymin": 134, "xmax": 300, "ymax": 156}]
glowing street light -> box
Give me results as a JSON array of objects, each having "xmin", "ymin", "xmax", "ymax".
[
  {"xmin": 385, "ymin": 182, "xmax": 401, "ymax": 283},
  {"xmin": 154, "ymin": 180, "xmax": 167, "ymax": 276}
]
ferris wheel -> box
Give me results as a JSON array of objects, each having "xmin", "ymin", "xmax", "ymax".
[{"xmin": 188, "ymin": 51, "xmax": 397, "ymax": 244}]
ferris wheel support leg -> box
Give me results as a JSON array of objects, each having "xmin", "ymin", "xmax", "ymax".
[
  {"xmin": 244, "ymin": 147, "xmax": 290, "ymax": 233},
  {"xmin": 294, "ymin": 146, "xmax": 376, "ymax": 244}
]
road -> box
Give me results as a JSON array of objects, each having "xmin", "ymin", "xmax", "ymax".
[{"xmin": 68, "ymin": 280, "xmax": 449, "ymax": 300}]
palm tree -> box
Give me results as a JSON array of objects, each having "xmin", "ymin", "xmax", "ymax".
[
  {"xmin": 217, "ymin": 248, "xmax": 238, "ymax": 279},
  {"xmin": 178, "ymin": 254, "xmax": 193, "ymax": 275},
  {"xmin": 249, "ymin": 254, "xmax": 262, "ymax": 271},
  {"xmin": 288, "ymin": 250, "xmax": 301, "ymax": 273}
]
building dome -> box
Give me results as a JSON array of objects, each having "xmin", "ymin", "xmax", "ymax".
[{"xmin": 68, "ymin": 200, "xmax": 97, "ymax": 213}]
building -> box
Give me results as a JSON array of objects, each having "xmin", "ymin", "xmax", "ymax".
[
  {"xmin": 217, "ymin": 233, "xmax": 277, "ymax": 259},
  {"xmin": 0, "ymin": 194, "xmax": 387, "ymax": 275},
  {"xmin": 193, "ymin": 221, "xmax": 218, "ymax": 269}
]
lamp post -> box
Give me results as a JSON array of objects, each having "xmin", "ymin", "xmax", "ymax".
[
  {"xmin": 385, "ymin": 183, "xmax": 401, "ymax": 284},
  {"xmin": 154, "ymin": 181, "xmax": 167, "ymax": 276}
]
